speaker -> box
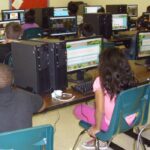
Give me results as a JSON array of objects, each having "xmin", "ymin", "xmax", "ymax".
[
  {"xmin": 11, "ymin": 40, "xmax": 51, "ymax": 93},
  {"xmin": 83, "ymin": 13, "xmax": 112, "ymax": 38}
]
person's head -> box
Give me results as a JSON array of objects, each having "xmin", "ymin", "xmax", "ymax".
[
  {"xmin": 97, "ymin": 7, "xmax": 105, "ymax": 13},
  {"xmin": 68, "ymin": 1, "xmax": 78, "ymax": 15},
  {"xmin": 0, "ymin": 63, "xmax": 13, "ymax": 89},
  {"xmin": 5, "ymin": 22, "xmax": 22, "ymax": 40},
  {"xmin": 147, "ymin": 6, "xmax": 150, "ymax": 13},
  {"xmin": 78, "ymin": 23, "xmax": 94, "ymax": 37},
  {"xmin": 25, "ymin": 9, "xmax": 35, "ymax": 23},
  {"xmin": 99, "ymin": 47, "xmax": 136, "ymax": 99}
]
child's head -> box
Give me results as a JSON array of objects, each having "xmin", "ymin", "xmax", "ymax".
[
  {"xmin": 5, "ymin": 22, "xmax": 22, "ymax": 40},
  {"xmin": 97, "ymin": 7, "xmax": 105, "ymax": 13},
  {"xmin": 25, "ymin": 9, "xmax": 35, "ymax": 23},
  {"xmin": 68, "ymin": 1, "xmax": 78, "ymax": 15},
  {"xmin": 99, "ymin": 47, "xmax": 136, "ymax": 99},
  {"xmin": 78, "ymin": 23, "xmax": 94, "ymax": 37}
]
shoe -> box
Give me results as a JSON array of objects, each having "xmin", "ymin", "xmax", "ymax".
[{"xmin": 81, "ymin": 139, "xmax": 108, "ymax": 150}]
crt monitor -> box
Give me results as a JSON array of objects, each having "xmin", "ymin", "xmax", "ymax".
[
  {"xmin": 84, "ymin": 6, "xmax": 102, "ymax": 13},
  {"xmin": 136, "ymin": 31, "xmax": 150, "ymax": 66},
  {"xmin": 0, "ymin": 20, "xmax": 20, "ymax": 42},
  {"xmin": 127, "ymin": 4, "xmax": 138, "ymax": 17},
  {"xmin": 53, "ymin": 7, "xmax": 69, "ymax": 17},
  {"xmin": 66, "ymin": 36, "xmax": 102, "ymax": 73},
  {"xmin": 112, "ymin": 14, "xmax": 128, "ymax": 31},
  {"xmin": 1, "ymin": 9, "xmax": 25, "ymax": 24},
  {"xmin": 49, "ymin": 16, "xmax": 77, "ymax": 36}
]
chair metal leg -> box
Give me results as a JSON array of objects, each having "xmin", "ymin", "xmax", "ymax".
[{"xmin": 72, "ymin": 129, "xmax": 87, "ymax": 150}]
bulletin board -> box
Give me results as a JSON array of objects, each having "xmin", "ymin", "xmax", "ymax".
[{"xmin": 10, "ymin": 0, "xmax": 48, "ymax": 9}]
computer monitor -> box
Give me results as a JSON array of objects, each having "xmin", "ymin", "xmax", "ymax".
[
  {"xmin": 66, "ymin": 37, "xmax": 102, "ymax": 74},
  {"xmin": 1, "ymin": 9, "xmax": 25, "ymax": 24},
  {"xmin": 0, "ymin": 20, "xmax": 20, "ymax": 42},
  {"xmin": 136, "ymin": 31, "xmax": 150, "ymax": 66},
  {"xmin": 49, "ymin": 16, "xmax": 77, "ymax": 36},
  {"xmin": 127, "ymin": 4, "xmax": 138, "ymax": 17},
  {"xmin": 112, "ymin": 14, "xmax": 128, "ymax": 31},
  {"xmin": 53, "ymin": 7, "xmax": 69, "ymax": 17},
  {"xmin": 106, "ymin": 5, "xmax": 127, "ymax": 14},
  {"xmin": 84, "ymin": 6, "xmax": 102, "ymax": 13}
]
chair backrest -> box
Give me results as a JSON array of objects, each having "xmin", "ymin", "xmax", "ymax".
[
  {"xmin": 22, "ymin": 27, "xmax": 43, "ymax": 40},
  {"xmin": 96, "ymin": 83, "xmax": 150, "ymax": 141},
  {"xmin": 0, "ymin": 125, "xmax": 54, "ymax": 150}
]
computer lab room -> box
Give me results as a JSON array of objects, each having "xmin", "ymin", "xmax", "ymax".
[{"xmin": 0, "ymin": 0, "xmax": 150, "ymax": 150}]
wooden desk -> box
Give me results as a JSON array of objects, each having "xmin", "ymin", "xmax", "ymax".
[{"xmin": 42, "ymin": 60, "xmax": 150, "ymax": 112}]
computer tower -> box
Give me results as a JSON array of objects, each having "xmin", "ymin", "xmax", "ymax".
[
  {"xmin": 11, "ymin": 40, "xmax": 67, "ymax": 93},
  {"xmin": 106, "ymin": 5, "xmax": 127, "ymax": 14},
  {"xmin": 83, "ymin": 13, "xmax": 112, "ymax": 39},
  {"xmin": 11, "ymin": 40, "xmax": 51, "ymax": 93}
]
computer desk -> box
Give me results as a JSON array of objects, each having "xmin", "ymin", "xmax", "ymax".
[{"xmin": 41, "ymin": 60, "xmax": 150, "ymax": 113}]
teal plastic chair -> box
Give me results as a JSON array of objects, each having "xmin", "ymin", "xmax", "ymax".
[
  {"xmin": 22, "ymin": 27, "xmax": 43, "ymax": 40},
  {"xmin": 73, "ymin": 83, "xmax": 150, "ymax": 150},
  {"xmin": 0, "ymin": 125, "xmax": 54, "ymax": 150}
]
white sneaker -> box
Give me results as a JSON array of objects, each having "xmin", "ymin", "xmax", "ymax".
[{"xmin": 81, "ymin": 139, "xmax": 108, "ymax": 150}]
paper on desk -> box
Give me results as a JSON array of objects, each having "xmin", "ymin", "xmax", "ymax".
[{"xmin": 12, "ymin": 0, "xmax": 23, "ymax": 9}]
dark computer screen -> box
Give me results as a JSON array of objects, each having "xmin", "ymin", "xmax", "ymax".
[
  {"xmin": 1, "ymin": 9, "xmax": 25, "ymax": 24},
  {"xmin": 112, "ymin": 14, "xmax": 128, "ymax": 31},
  {"xmin": 66, "ymin": 37, "xmax": 102, "ymax": 72},
  {"xmin": 53, "ymin": 7, "xmax": 69, "ymax": 17},
  {"xmin": 0, "ymin": 20, "xmax": 20, "ymax": 42},
  {"xmin": 136, "ymin": 31, "xmax": 150, "ymax": 59},
  {"xmin": 127, "ymin": 4, "xmax": 138, "ymax": 17},
  {"xmin": 84, "ymin": 6, "xmax": 102, "ymax": 13},
  {"xmin": 106, "ymin": 5, "xmax": 127, "ymax": 14},
  {"xmin": 49, "ymin": 16, "xmax": 77, "ymax": 36}
]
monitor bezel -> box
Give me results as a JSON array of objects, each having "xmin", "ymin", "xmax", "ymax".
[
  {"xmin": 1, "ymin": 9, "xmax": 25, "ymax": 23},
  {"xmin": 112, "ymin": 13, "xmax": 128, "ymax": 31},
  {"xmin": 49, "ymin": 16, "xmax": 77, "ymax": 37},
  {"xmin": 84, "ymin": 5, "xmax": 103, "ymax": 14},
  {"xmin": 66, "ymin": 36, "xmax": 103, "ymax": 73},
  {"xmin": 127, "ymin": 4, "xmax": 138, "ymax": 17},
  {"xmin": 136, "ymin": 31, "xmax": 150, "ymax": 60}
]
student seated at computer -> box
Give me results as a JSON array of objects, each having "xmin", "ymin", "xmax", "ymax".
[
  {"xmin": 68, "ymin": 1, "xmax": 83, "ymax": 25},
  {"xmin": 78, "ymin": 23, "xmax": 95, "ymax": 37},
  {"xmin": 97, "ymin": 7, "xmax": 105, "ymax": 13},
  {"xmin": 0, "ymin": 22, "xmax": 22, "ymax": 65},
  {"xmin": 0, "ymin": 63, "xmax": 46, "ymax": 133},
  {"xmin": 22, "ymin": 9, "xmax": 39, "ymax": 31}
]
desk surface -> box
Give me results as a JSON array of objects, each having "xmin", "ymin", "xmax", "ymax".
[{"xmin": 42, "ymin": 60, "xmax": 150, "ymax": 112}]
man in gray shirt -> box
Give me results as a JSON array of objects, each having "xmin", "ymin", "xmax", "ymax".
[{"xmin": 0, "ymin": 63, "xmax": 46, "ymax": 133}]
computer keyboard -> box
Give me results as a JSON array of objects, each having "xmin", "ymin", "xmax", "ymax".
[{"xmin": 72, "ymin": 80, "xmax": 94, "ymax": 95}]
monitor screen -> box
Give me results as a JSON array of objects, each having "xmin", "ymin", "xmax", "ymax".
[
  {"xmin": 137, "ymin": 32, "xmax": 150, "ymax": 59},
  {"xmin": 1, "ymin": 9, "xmax": 25, "ymax": 24},
  {"xmin": 84, "ymin": 6, "xmax": 102, "ymax": 13},
  {"xmin": 49, "ymin": 16, "xmax": 77, "ymax": 36},
  {"xmin": 127, "ymin": 4, "xmax": 138, "ymax": 17},
  {"xmin": 112, "ymin": 14, "xmax": 128, "ymax": 31},
  {"xmin": 66, "ymin": 37, "xmax": 102, "ymax": 72},
  {"xmin": 54, "ymin": 7, "xmax": 69, "ymax": 17},
  {"xmin": 0, "ymin": 20, "xmax": 20, "ymax": 42}
]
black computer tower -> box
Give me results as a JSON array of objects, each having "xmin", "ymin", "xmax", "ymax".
[
  {"xmin": 83, "ymin": 13, "xmax": 112, "ymax": 39},
  {"xmin": 106, "ymin": 5, "xmax": 127, "ymax": 14},
  {"xmin": 11, "ymin": 39, "xmax": 67, "ymax": 93}
]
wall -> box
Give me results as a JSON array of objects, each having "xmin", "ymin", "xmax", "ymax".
[{"xmin": 1, "ymin": 0, "xmax": 150, "ymax": 16}]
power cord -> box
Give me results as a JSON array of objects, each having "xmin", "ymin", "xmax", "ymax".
[{"xmin": 53, "ymin": 110, "xmax": 60, "ymax": 133}]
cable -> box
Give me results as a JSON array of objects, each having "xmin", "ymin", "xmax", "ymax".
[{"xmin": 53, "ymin": 110, "xmax": 60, "ymax": 133}]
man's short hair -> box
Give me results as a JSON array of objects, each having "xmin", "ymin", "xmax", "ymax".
[
  {"xmin": 0, "ymin": 63, "xmax": 13, "ymax": 89},
  {"xmin": 68, "ymin": 1, "xmax": 78, "ymax": 15},
  {"xmin": 5, "ymin": 22, "xmax": 22, "ymax": 39}
]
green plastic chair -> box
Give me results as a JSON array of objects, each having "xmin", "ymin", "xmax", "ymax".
[
  {"xmin": 22, "ymin": 27, "xmax": 43, "ymax": 40},
  {"xmin": 73, "ymin": 83, "xmax": 150, "ymax": 150},
  {"xmin": 0, "ymin": 125, "xmax": 54, "ymax": 150}
]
